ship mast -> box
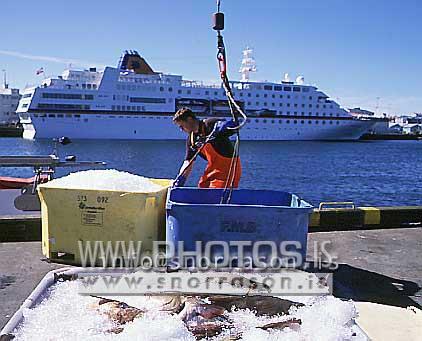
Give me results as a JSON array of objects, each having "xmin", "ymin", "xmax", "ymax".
[
  {"xmin": 239, "ymin": 47, "xmax": 257, "ymax": 82},
  {"xmin": 1, "ymin": 69, "xmax": 7, "ymax": 89}
]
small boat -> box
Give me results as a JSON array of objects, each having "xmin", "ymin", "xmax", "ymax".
[{"xmin": 0, "ymin": 175, "xmax": 48, "ymax": 190}]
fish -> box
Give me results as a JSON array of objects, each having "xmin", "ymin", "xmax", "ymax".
[
  {"xmin": 149, "ymin": 295, "xmax": 186, "ymax": 314},
  {"xmin": 91, "ymin": 297, "xmax": 145, "ymax": 330},
  {"xmin": 90, "ymin": 294, "xmax": 303, "ymax": 338},
  {"xmin": 177, "ymin": 297, "xmax": 232, "ymax": 338},
  {"xmin": 186, "ymin": 318, "xmax": 232, "ymax": 339},
  {"xmin": 205, "ymin": 295, "xmax": 303, "ymax": 316},
  {"xmin": 257, "ymin": 318, "xmax": 302, "ymax": 331},
  {"xmin": 178, "ymin": 297, "xmax": 227, "ymax": 322}
]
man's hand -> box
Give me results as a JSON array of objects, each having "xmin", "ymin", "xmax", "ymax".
[{"xmin": 174, "ymin": 160, "xmax": 193, "ymax": 188}]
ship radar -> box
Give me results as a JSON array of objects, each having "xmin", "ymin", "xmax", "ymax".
[{"xmin": 296, "ymin": 75, "xmax": 305, "ymax": 85}]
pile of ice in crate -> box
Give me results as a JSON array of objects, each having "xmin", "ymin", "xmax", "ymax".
[
  {"xmin": 45, "ymin": 169, "xmax": 165, "ymax": 192},
  {"xmin": 12, "ymin": 280, "xmax": 362, "ymax": 341}
]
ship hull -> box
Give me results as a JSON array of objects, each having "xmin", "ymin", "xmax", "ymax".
[{"xmin": 21, "ymin": 113, "xmax": 375, "ymax": 141}]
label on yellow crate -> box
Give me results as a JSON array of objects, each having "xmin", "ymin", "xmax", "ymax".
[{"xmin": 81, "ymin": 209, "xmax": 104, "ymax": 226}]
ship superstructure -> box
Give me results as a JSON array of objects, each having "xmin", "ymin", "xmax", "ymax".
[{"xmin": 17, "ymin": 50, "xmax": 375, "ymax": 140}]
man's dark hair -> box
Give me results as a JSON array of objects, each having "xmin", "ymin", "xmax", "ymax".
[{"xmin": 173, "ymin": 107, "xmax": 197, "ymax": 122}]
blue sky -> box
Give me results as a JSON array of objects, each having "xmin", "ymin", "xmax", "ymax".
[{"xmin": 1, "ymin": 0, "xmax": 421, "ymax": 115}]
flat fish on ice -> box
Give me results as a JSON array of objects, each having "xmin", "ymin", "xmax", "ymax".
[{"xmin": 90, "ymin": 294, "xmax": 304, "ymax": 338}]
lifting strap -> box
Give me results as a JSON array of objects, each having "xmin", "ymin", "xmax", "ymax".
[{"xmin": 213, "ymin": 0, "xmax": 248, "ymax": 203}]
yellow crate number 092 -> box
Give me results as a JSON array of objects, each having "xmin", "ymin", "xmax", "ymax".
[{"xmin": 97, "ymin": 196, "xmax": 109, "ymax": 204}]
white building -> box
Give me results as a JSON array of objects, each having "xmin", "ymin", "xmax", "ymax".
[
  {"xmin": 0, "ymin": 86, "xmax": 21, "ymax": 124},
  {"xmin": 403, "ymin": 124, "xmax": 422, "ymax": 135},
  {"xmin": 388, "ymin": 123, "xmax": 403, "ymax": 134}
]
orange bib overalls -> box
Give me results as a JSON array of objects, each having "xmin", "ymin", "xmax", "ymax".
[{"xmin": 198, "ymin": 143, "xmax": 241, "ymax": 189}]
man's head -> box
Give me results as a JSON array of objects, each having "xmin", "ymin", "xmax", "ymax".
[{"xmin": 173, "ymin": 107, "xmax": 199, "ymax": 134}]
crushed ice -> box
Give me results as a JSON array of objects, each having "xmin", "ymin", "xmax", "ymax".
[
  {"xmin": 43, "ymin": 169, "xmax": 165, "ymax": 192},
  {"xmin": 12, "ymin": 280, "xmax": 360, "ymax": 341}
]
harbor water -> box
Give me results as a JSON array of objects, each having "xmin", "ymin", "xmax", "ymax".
[{"xmin": 1, "ymin": 138, "xmax": 422, "ymax": 207}]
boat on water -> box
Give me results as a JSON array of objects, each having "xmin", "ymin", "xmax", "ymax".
[
  {"xmin": 0, "ymin": 175, "xmax": 48, "ymax": 190},
  {"xmin": 17, "ymin": 49, "xmax": 376, "ymax": 140}
]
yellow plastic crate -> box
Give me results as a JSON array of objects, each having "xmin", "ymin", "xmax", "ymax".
[{"xmin": 38, "ymin": 178, "xmax": 172, "ymax": 266}]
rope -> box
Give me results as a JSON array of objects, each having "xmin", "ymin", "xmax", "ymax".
[
  {"xmin": 175, "ymin": 0, "xmax": 248, "ymax": 197},
  {"xmin": 214, "ymin": 0, "xmax": 247, "ymax": 204}
]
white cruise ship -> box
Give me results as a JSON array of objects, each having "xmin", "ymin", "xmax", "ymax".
[{"xmin": 17, "ymin": 50, "xmax": 375, "ymax": 140}]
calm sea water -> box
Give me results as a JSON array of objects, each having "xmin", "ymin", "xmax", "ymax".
[{"xmin": 1, "ymin": 138, "xmax": 422, "ymax": 207}]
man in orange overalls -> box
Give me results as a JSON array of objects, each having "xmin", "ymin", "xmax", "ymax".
[{"xmin": 173, "ymin": 107, "xmax": 241, "ymax": 188}]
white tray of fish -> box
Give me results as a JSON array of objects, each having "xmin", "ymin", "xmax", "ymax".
[{"xmin": 0, "ymin": 267, "xmax": 370, "ymax": 340}]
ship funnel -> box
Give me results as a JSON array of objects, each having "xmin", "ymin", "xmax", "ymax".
[
  {"xmin": 283, "ymin": 73, "xmax": 290, "ymax": 82},
  {"xmin": 119, "ymin": 50, "xmax": 156, "ymax": 75}
]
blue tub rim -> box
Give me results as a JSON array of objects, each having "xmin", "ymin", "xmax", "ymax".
[{"xmin": 166, "ymin": 187, "xmax": 313, "ymax": 210}]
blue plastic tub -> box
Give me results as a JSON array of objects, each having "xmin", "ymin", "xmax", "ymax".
[{"xmin": 166, "ymin": 188, "xmax": 313, "ymax": 268}]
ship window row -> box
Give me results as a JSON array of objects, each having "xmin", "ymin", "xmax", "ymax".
[
  {"xmin": 117, "ymin": 78, "xmax": 173, "ymax": 85},
  {"xmin": 114, "ymin": 93, "xmax": 174, "ymax": 104},
  {"xmin": 42, "ymin": 93, "xmax": 94, "ymax": 100},
  {"xmin": 248, "ymin": 94, "xmax": 319, "ymax": 101},
  {"xmin": 81, "ymin": 84, "xmax": 97, "ymax": 89},
  {"xmin": 117, "ymin": 84, "xmax": 173, "ymax": 92},
  {"xmin": 125, "ymin": 86, "xmax": 334, "ymax": 106},
  {"xmin": 22, "ymin": 93, "xmax": 32, "ymax": 98},
  {"xmin": 41, "ymin": 84, "xmax": 321, "ymax": 101},
  {"xmin": 112, "ymin": 105, "xmax": 146, "ymax": 111},
  {"xmin": 254, "ymin": 94, "xmax": 332, "ymax": 107},
  {"xmin": 174, "ymin": 89, "xmax": 316, "ymax": 100},
  {"xmin": 129, "ymin": 97, "xmax": 166, "ymax": 104},
  {"xmin": 264, "ymin": 85, "xmax": 310, "ymax": 93},
  {"xmin": 246, "ymin": 118, "xmax": 340, "ymax": 125},
  {"xmin": 249, "ymin": 110, "xmax": 340, "ymax": 117},
  {"xmin": 34, "ymin": 113, "xmax": 85, "ymax": 118},
  {"xmin": 37, "ymin": 103, "xmax": 90, "ymax": 110},
  {"xmin": 246, "ymin": 101, "xmax": 336, "ymax": 110},
  {"xmin": 33, "ymin": 114, "xmax": 338, "ymax": 125},
  {"xmin": 63, "ymin": 84, "xmax": 96, "ymax": 90},
  {"xmin": 34, "ymin": 113, "xmax": 74, "ymax": 118},
  {"xmin": 198, "ymin": 91, "xmax": 334, "ymax": 107},
  {"xmin": 119, "ymin": 83, "xmax": 311, "ymax": 95}
]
